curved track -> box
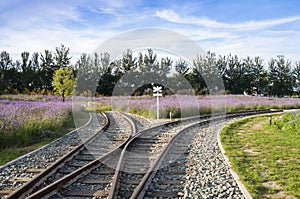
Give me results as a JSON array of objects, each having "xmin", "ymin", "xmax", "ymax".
[
  {"xmin": 6, "ymin": 111, "xmax": 136, "ymax": 199},
  {"xmin": 24, "ymin": 111, "xmax": 212, "ymax": 198},
  {"xmin": 130, "ymin": 110, "xmax": 282, "ymax": 198},
  {"xmin": 0, "ymin": 112, "xmax": 104, "ymax": 198},
  {"xmin": 11, "ymin": 109, "xmax": 281, "ymax": 199}
]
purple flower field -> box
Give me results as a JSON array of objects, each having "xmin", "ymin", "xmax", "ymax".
[
  {"xmin": 0, "ymin": 100, "xmax": 71, "ymax": 133},
  {"xmin": 95, "ymin": 94, "xmax": 300, "ymax": 118},
  {"xmin": 1, "ymin": 94, "xmax": 300, "ymax": 137},
  {"xmin": 107, "ymin": 94, "xmax": 300, "ymax": 109},
  {"xmin": 0, "ymin": 96, "xmax": 72, "ymax": 147}
]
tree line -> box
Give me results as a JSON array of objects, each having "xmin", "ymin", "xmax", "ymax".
[{"xmin": 1, "ymin": 44, "xmax": 300, "ymax": 97}]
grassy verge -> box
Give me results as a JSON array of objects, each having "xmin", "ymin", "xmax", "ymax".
[
  {"xmin": 221, "ymin": 113, "xmax": 300, "ymax": 199},
  {"xmin": 0, "ymin": 111, "xmax": 89, "ymax": 166},
  {"xmin": 0, "ymin": 141, "xmax": 51, "ymax": 166}
]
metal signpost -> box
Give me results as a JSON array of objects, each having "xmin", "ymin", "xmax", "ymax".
[{"xmin": 153, "ymin": 86, "xmax": 162, "ymax": 120}]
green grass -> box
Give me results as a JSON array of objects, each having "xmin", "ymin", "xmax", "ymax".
[
  {"xmin": 85, "ymin": 102, "xmax": 112, "ymax": 112},
  {"xmin": 0, "ymin": 111, "xmax": 89, "ymax": 166},
  {"xmin": 221, "ymin": 113, "xmax": 300, "ymax": 199},
  {"xmin": 0, "ymin": 141, "xmax": 49, "ymax": 165}
]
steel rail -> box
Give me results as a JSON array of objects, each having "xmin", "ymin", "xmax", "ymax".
[
  {"xmin": 8, "ymin": 109, "xmax": 281, "ymax": 198},
  {"xmin": 6, "ymin": 112, "xmax": 109, "ymax": 199},
  {"xmin": 130, "ymin": 109, "xmax": 282, "ymax": 198},
  {"xmin": 26, "ymin": 111, "xmax": 212, "ymax": 198},
  {"xmin": 25, "ymin": 112, "xmax": 137, "ymax": 199},
  {"xmin": 108, "ymin": 109, "xmax": 276, "ymax": 198}
]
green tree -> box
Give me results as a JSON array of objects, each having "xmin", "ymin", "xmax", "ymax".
[
  {"xmin": 97, "ymin": 52, "xmax": 118, "ymax": 96},
  {"xmin": 140, "ymin": 49, "xmax": 159, "ymax": 74},
  {"xmin": 75, "ymin": 53, "xmax": 95, "ymax": 95},
  {"xmin": 52, "ymin": 67, "xmax": 74, "ymax": 102},
  {"xmin": 253, "ymin": 57, "xmax": 267, "ymax": 94},
  {"xmin": 224, "ymin": 54, "xmax": 245, "ymax": 94},
  {"xmin": 55, "ymin": 44, "xmax": 71, "ymax": 68},
  {"xmin": 268, "ymin": 55, "xmax": 294, "ymax": 97},
  {"xmin": 120, "ymin": 49, "xmax": 137, "ymax": 74},
  {"xmin": 175, "ymin": 59, "xmax": 189, "ymax": 77},
  {"xmin": 75, "ymin": 52, "xmax": 108, "ymax": 95},
  {"xmin": 160, "ymin": 57, "xmax": 172, "ymax": 76},
  {"xmin": 0, "ymin": 51, "xmax": 12, "ymax": 94},
  {"xmin": 97, "ymin": 62, "xmax": 119, "ymax": 96},
  {"xmin": 135, "ymin": 49, "xmax": 160, "ymax": 95},
  {"xmin": 30, "ymin": 52, "xmax": 43, "ymax": 91},
  {"xmin": 19, "ymin": 51, "xmax": 36, "ymax": 92},
  {"xmin": 193, "ymin": 51, "xmax": 223, "ymax": 94},
  {"xmin": 241, "ymin": 56, "xmax": 267, "ymax": 95},
  {"xmin": 40, "ymin": 49, "xmax": 55, "ymax": 91},
  {"xmin": 293, "ymin": 61, "xmax": 300, "ymax": 95}
]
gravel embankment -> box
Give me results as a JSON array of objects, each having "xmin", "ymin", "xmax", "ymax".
[
  {"xmin": 183, "ymin": 123, "xmax": 246, "ymax": 199},
  {"xmin": 0, "ymin": 113, "xmax": 103, "ymax": 195},
  {"xmin": 145, "ymin": 119, "xmax": 249, "ymax": 199}
]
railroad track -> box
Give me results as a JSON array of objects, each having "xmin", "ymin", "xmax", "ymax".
[
  {"xmin": 110, "ymin": 109, "xmax": 279, "ymax": 198},
  {"xmin": 132, "ymin": 122, "xmax": 202, "ymax": 198},
  {"xmin": 21, "ymin": 111, "xmax": 212, "ymax": 198},
  {"xmin": 8, "ymin": 109, "xmax": 280, "ymax": 199},
  {"xmin": 5, "ymin": 111, "xmax": 137, "ymax": 199},
  {"xmin": 109, "ymin": 118, "xmax": 204, "ymax": 198},
  {"xmin": 131, "ymin": 110, "xmax": 282, "ymax": 198},
  {"xmin": 0, "ymin": 112, "xmax": 105, "ymax": 198}
]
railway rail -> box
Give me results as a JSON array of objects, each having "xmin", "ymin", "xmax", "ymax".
[
  {"xmin": 4, "ymin": 111, "xmax": 137, "ymax": 199},
  {"xmin": 23, "ymin": 111, "xmax": 215, "ymax": 198},
  {"xmin": 0, "ymin": 112, "xmax": 105, "ymax": 198},
  {"xmin": 1, "ymin": 109, "xmax": 281, "ymax": 198}
]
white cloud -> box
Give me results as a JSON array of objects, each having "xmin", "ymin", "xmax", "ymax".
[
  {"xmin": 96, "ymin": 8, "xmax": 117, "ymax": 15},
  {"xmin": 1, "ymin": 2, "xmax": 299, "ymax": 67},
  {"xmin": 153, "ymin": 9, "xmax": 300, "ymax": 63},
  {"xmin": 155, "ymin": 9, "xmax": 300, "ymax": 31},
  {"xmin": 199, "ymin": 30, "xmax": 300, "ymax": 63},
  {"xmin": 0, "ymin": 26, "xmax": 117, "ymax": 64}
]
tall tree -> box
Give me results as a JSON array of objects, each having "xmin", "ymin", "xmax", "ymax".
[
  {"xmin": 75, "ymin": 53, "xmax": 93, "ymax": 95},
  {"xmin": 268, "ymin": 55, "xmax": 294, "ymax": 97},
  {"xmin": 30, "ymin": 52, "xmax": 43, "ymax": 91},
  {"xmin": 52, "ymin": 67, "xmax": 74, "ymax": 102},
  {"xmin": 247, "ymin": 56, "xmax": 268, "ymax": 95},
  {"xmin": 193, "ymin": 51, "xmax": 222, "ymax": 94},
  {"xmin": 134, "ymin": 49, "xmax": 161, "ymax": 95},
  {"xmin": 97, "ymin": 62, "xmax": 119, "ymax": 96},
  {"xmin": 40, "ymin": 50, "xmax": 55, "ymax": 91},
  {"xmin": 55, "ymin": 44, "xmax": 71, "ymax": 68},
  {"xmin": 97, "ymin": 52, "xmax": 118, "ymax": 96},
  {"xmin": 293, "ymin": 61, "xmax": 300, "ymax": 95},
  {"xmin": 241, "ymin": 56, "xmax": 268, "ymax": 95},
  {"xmin": 0, "ymin": 51, "xmax": 12, "ymax": 71},
  {"xmin": 75, "ymin": 53, "xmax": 105, "ymax": 95},
  {"xmin": 31, "ymin": 52, "xmax": 40, "ymax": 71},
  {"xmin": 160, "ymin": 57, "xmax": 172, "ymax": 76},
  {"xmin": 140, "ymin": 49, "xmax": 159, "ymax": 74},
  {"xmin": 223, "ymin": 54, "xmax": 245, "ymax": 94},
  {"xmin": 175, "ymin": 59, "xmax": 189, "ymax": 77},
  {"xmin": 120, "ymin": 49, "xmax": 137, "ymax": 74},
  {"xmin": 0, "ymin": 51, "xmax": 12, "ymax": 93},
  {"xmin": 20, "ymin": 51, "xmax": 35, "ymax": 92}
]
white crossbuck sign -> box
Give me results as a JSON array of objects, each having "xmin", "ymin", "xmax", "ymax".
[
  {"xmin": 153, "ymin": 86, "xmax": 163, "ymax": 96},
  {"xmin": 153, "ymin": 86, "xmax": 162, "ymax": 93},
  {"xmin": 153, "ymin": 86, "xmax": 162, "ymax": 119}
]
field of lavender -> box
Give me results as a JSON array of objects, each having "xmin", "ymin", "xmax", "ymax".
[
  {"xmin": 1, "ymin": 94, "xmax": 300, "ymax": 148},
  {"xmin": 104, "ymin": 95, "xmax": 300, "ymax": 119},
  {"xmin": 0, "ymin": 96, "xmax": 72, "ymax": 148}
]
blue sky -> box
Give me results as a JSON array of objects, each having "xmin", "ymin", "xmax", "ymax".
[{"xmin": 1, "ymin": 0, "xmax": 300, "ymax": 64}]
